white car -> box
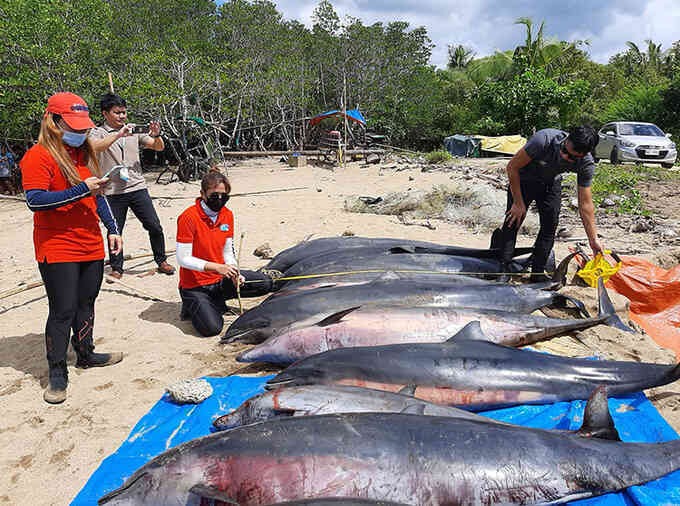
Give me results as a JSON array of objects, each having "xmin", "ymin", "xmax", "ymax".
[{"xmin": 595, "ymin": 121, "xmax": 677, "ymax": 168}]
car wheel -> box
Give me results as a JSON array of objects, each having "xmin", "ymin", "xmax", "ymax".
[
  {"xmin": 662, "ymin": 162, "xmax": 675, "ymax": 169},
  {"xmin": 610, "ymin": 147, "xmax": 619, "ymax": 165}
]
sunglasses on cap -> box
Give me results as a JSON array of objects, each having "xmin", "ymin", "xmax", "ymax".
[{"xmin": 560, "ymin": 141, "xmax": 586, "ymax": 163}]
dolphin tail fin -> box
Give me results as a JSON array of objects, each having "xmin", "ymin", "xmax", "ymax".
[
  {"xmin": 552, "ymin": 294, "xmax": 591, "ymax": 318},
  {"xmin": 597, "ymin": 277, "xmax": 634, "ymax": 332},
  {"xmin": 549, "ymin": 251, "xmax": 578, "ymax": 289},
  {"xmin": 577, "ymin": 386, "xmax": 621, "ymax": 441}
]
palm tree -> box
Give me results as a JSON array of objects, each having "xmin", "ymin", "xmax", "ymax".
[
  {"xmin": 466, "ymin": 17, "xmax": 577, "ymax": 84},
  {"xmin": 447, "ymin": 44, "xmax": 475, "ymax": 70}
]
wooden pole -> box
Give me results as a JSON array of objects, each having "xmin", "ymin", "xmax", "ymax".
[
  {"xmin": 236, "ymin": 232, "xmax": 245, "ymax": 314},
  {"xmin": 107, "ymin": 72, "xmax": 115, "ymax": 93},
  {"xmin": 0, "ymin": 250, "xmax": 177, "ymax": 300},
  {"xmin": 103, "ymin": 274, "xmax": 167, "ymax": 302}
]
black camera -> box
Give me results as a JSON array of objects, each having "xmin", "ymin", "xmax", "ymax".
[{"xmin": 130, "ymin": 124, "xmax": 148, "ymax": 134}]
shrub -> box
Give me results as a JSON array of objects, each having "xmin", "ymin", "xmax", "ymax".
[{"xmin": 425, "ymin": 150, "xmax": 453, "ymax": 163}]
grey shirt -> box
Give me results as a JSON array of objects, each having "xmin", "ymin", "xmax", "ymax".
[
  {"xmin": 521, "ymin": 128, "xmax": 595, "ymax": 187},
  {"xmin": 90, "ymin": 124, "xmax": 152, "ymax": 195}
]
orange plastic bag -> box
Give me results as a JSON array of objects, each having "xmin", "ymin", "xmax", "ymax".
[
  {"xmin": 572, "ymin": 249, "xmax": 680, "ymax": 358},
  {"xmin": 605, "ymin": 257, "xmax": 680, "ymax": 358}
]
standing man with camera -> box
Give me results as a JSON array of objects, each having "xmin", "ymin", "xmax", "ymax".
[{"xmin": 90, "ymin": 93, "xmax": 175, "ymax": 279}]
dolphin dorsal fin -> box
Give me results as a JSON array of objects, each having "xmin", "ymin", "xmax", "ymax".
[
  {"xmin": 400, "ymin": 404, "xmax": 426, "ymax": 415},
  {"xmin": 315, "ymin": 306, "xmax": 362, "ymax": 327},
  {"xmin": 577, "ymin": 385, "xmax": 621, "ymax": 441},
  {"xmin": 446, "ymin": 321, "xmax": 487, "ymax": 343},
  {"xmin": 398, "ymin": 384, "xmax": 417, "ymax": 396}
]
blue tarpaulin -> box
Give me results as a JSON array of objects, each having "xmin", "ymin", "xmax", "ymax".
[
  {"xmin": 73, "ymin": 375, "xmax": 680, "ymax": 505},
  {"xmin": 309, "ymin": 109, "xmax": 366, "ymax": 127}
]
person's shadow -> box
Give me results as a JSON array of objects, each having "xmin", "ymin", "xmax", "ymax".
[
  {"xmin": 138, "ymin": 301, "xmax": 201, "ymax": 336},
  {"xmin": 0, "ymin": 332, "xmax": 77, "ymax": 388}
]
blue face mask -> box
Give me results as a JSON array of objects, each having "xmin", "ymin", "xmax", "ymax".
[{"xmin": 62, "ymin": 130, "xmax": 87, "ymax": 147}]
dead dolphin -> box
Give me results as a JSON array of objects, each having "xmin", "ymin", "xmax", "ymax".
[
  {"xmin": 266, "ymin": 322, "xmax": 679, "ymax": 410},
  {"xmin": 238, "ymin": 278, "xmax": 630, "ymax": 365},
  {"xmin": 279, "ymin": 246, "xmax": 531, "ymax": 281},
  {"xmin": 266, "ymin": 500, "xmax": 410, "ymax": 506},
  {"xmin": 213, "ymin": 384, "xmax": 494, "ymax": 431},
  {"xmin": 100, "ymin": 409, "xmax": 680, "ymax": 505},
  {"xmin": 263, "ymin": 235, "xmax": 533, "ymax": 273},
  {"xmin": 222, "ymin": 254, "xmax": 583, "ymax": 345}
]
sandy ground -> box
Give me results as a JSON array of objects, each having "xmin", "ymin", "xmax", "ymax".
[{"xmin": 1, "ymin": 157, "xmax": 679, "ymax": 505}]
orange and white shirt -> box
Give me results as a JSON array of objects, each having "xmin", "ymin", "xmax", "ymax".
[{"xmin": 176, "ymin": 198, "xmax": 235, "ymax": 289}]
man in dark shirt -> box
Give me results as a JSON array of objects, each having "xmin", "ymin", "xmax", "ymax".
[{"xmin": 497, "ymin": 126, "xmax": 604, "ymax": 281}]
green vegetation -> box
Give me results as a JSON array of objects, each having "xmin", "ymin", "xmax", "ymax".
[
  {"xmin": 565, "ymin": 163, "xmax": 680, "ymax": 215},
  {"xmin": 0, "ymin": 2, "xmax": 679, "ymax": 153},
  {"xmin": 425, "ymin": 150, "xmax": 453, "ymax": 164}
]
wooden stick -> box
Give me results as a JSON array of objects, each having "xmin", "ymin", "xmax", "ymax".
[
  {"xmin": 108, "ymin": 72, "xmax": 115, "ymax": 93},
  {"xmin": 104, "ymin": 274, "xmax": 166, "ymax": 302},
  {"xmin": 236, "ymin": 232, "xmax": 245, "ymax": 314},
  {"xmin": 0, "ymin": 249, "xmax": 177, "ymax": 300},
  {"xmin": 0, "ymin": 194, "xmax": 26, "ymax": 202},
  {"xmin": 0, "ymin": 280, "xmax": 44, "ymax": 300},
  {"xmin": 105, "ymin": 249, "xmax": 176, "ymax": 266},
  {"xmin": 150, "ymin": 188, "xmax": 308, "ymax": 201}
]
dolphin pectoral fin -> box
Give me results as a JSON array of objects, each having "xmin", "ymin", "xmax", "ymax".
[
  {"xmin": 446, "ymin": 321, "xmax": 488, "ymax": 342},
  {"xmin": 315, "ymin": 306, "xmax": 362, "ymax": 327},
  {"xmin": 401, "ymin": 404, "xmax": 426, "ymax": 415},
  {"xmin": 398, "ymin": 384, "xmax": 418, "ymax": 396},
  {"xmin": 189, "ymin": 484, "xmax": 238, "ymax": 504},
  {"xmin": 598, "ymin": 278, "xmax": 634, "ymax": 333},
  {"xmin": 577, "ymin": 386, "xmax": 621, "ymax": 441}
]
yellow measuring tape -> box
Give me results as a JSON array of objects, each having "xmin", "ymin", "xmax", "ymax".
[
  {"xmin": 576, "ymin": 250, "xmax": 622, "ymax": 288},
  {"xmin": 244, "ymin": 268, "xmax": 550, "ymax": 284}
]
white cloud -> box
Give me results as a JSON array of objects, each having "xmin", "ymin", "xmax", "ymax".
[{"xmin": 220, "ymin": 1, "xmax": 680, "ymax": 67}]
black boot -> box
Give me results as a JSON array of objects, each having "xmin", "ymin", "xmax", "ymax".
[
  {"xmin": 73, "ymin": 336, "xmax": 123, "ymax": 369},
  {"xmin": 44, "ymin": 361, "xmax": 68, "ymax": 404},
  {"xmin": 496, "ymin": 262, "xmax": 511, "ymax": 283}
]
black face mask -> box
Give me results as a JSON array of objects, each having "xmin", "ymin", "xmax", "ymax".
[{"xmin": 205, "ymin": 192, "xmax": 229, "ymax": 212}]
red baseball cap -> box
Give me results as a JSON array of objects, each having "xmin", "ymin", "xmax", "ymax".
[{"xmin": 46, "ymin": 92, "xmax": 96, "ymax": 130}]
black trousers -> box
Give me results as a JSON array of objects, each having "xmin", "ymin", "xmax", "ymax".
[
  {"xmin": 499, "ymin": 177, "xmax": 562, "ymax": 274},
  {"xmin": 38, "ymin": 259, "xmax": 104, "ymax": 365},
  {"xmin": 107, "ymin": 189, "xmax": 167, "ymax": 272},
  {"xmin": 179, "ymin": 270, "xmax": 273, "ymax": 337}
]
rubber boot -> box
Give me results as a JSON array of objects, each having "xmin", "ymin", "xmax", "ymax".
[
  {"xmin": 73, "ymin": 335, "xmax": 123, "ymax": 369},
  {"xmin": 44, "ymin": 361, "xmax": 68, "ymax": 404},
  {"xmin": 496, "ymin": 262, "xmax": 511, "ymax": 283}
]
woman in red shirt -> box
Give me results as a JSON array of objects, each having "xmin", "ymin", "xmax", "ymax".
[
  {"xmin": 175, "ymin": 170, "xmax": 272, "ymax": 336},
  {"xmin": 20, "ymin": 92, "xmax": 124, "ymax": 404}
]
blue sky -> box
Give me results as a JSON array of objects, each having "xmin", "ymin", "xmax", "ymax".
[{"xmin": 217, "ymin": 0, "xmax": 680, "ymax": 68}]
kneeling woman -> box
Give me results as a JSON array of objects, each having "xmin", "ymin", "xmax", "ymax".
[{"xmin": 176, "ymin": 171, "xmax": 272, "ymax": 337}]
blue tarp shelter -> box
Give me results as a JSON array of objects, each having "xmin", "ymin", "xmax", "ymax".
[
  {"xmin": 444, "ymin": 134, "xmax": 481, "ymax": 157},
  {"xmin": 73, "ymin": 375, "xmax": 680, "ymax": 505},
  {"xmin": 309, "ymin": 109, "xmax": 366, "ymax": 127}
]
